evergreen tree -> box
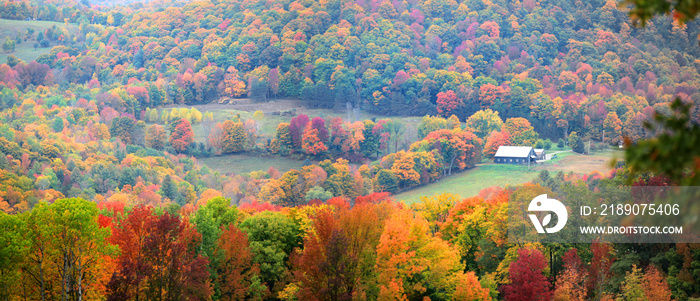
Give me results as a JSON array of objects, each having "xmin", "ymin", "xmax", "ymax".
[
  {"xmin": 375, "ymin": 169, "xmax": 399, "ymax": 193},
  {"xmin": 568, "ymin": 132, "xmax": 585, "ymax": 154},
  {"xmin": 133, "ymin": 48, "xmax": 144, "ymax": 69},
  {"xmin": 52, "ymin": 118, "xmax": 64, "ymax": 132},
  {"xmin": 160, "ymin": 175, "xmax": 177, "ymax": 201}
]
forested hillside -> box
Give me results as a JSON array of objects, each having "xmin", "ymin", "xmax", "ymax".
[
  {"xmin": 3, "ymin": 0, "xmax": 700, "ymax": 137},
  {"xmin": 0, "ymin": 0, "xmax": 699, "ymax": 299}
]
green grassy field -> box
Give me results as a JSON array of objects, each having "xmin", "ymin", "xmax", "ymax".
[
  {"xmin": 0, "ymin": 19, "xmax": 79, "ymax": 63},
  {"xmin": 197, "ymin": 154, "xmax": 307, "ymax": 175},
  {"xmin": 394, "ymin": 164, "xmax": 539, "ymax": 204}
]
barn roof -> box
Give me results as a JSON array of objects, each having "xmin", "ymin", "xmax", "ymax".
[
  {"xmin": 494, "ymin": 146, "xmax": 535, "ymax": 158},
  {"xmin": 534, "ymin": 149, "xmax": 545, "ymax": 154}
]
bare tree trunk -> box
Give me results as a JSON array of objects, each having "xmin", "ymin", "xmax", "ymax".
[
  {"xmin": 40, "ymin": 255, "xmax": 45, "ymax": 301},
  {"xmin": 62, "ymin": 251, "xmax": 68, "ymax": 301},
  {"xmin": 76, "ymin": 246, "xmax": 83, "ymax": 301},
  {"xmin": 22, "ymin": 278, "xmax": 27, "ymax": 301}
]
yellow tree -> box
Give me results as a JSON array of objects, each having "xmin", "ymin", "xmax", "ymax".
[
  {"xmin": 221, "ymin": 120, "xmax": 247, "ymax": 153},
  {"xmin": 258, "ymin": 180, "xmax": 285, "ymax": 204},
  {"xmin": 447, "ymin": 115, "xmax": 461, "ymax": 130},
  {"xmin": 376, "ymin": 209, "xmax": 489, "ymax": 300},
  {"xmin": 390, "ymin": 151, "xmax": 420, "ymax": 188},
  {"xmin": 603, "ymin": 112, "xmax": 622, "ymax": 144},
  {"xmin": 503, "ymin": 118, "xmax": 538, "ymax": 146},
  {"xmin": 22, "ymin": 199, "xmax": 113, "ymax": 300},
  {"xmin": 466, "ymin": 109, "xmax": 504, "ymax": 139},
  {"xmin": 410, "ymin": 193, "xmax": 460, "ymax": 233}
]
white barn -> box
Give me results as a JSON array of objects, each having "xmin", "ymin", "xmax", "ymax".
[{"xmin": 494, "ymin": 146, "xmax": 537, "ymax": 165}]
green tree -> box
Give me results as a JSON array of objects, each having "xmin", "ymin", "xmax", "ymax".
[
  {"xmin": 535, "ymin": 140, "xmax": 544, "ymax": 149},
  {"xmin": 203, "ymin": 196, "xmax": 238, "ymax": 227},
  {"xmin": 2, "ymin": 37, "xmax": 15, "ymax": 53},
  {"xmin": 193, "ymin": 206, "xmax": 221, "ymax": 259},
  {"xmin": 0, "ymin": 212, "xmax": 28, "ymax": 299},
  {"xmin": 568, "ymin": 132, "xmax": 585, "ymax": 154},
  {"xmin": 620, "ymin": 265, "xmax": 646, "ymax": 301},
  {"xmin": 305, "ymin": 186, "xmax": 333, "ymax": 202},
  {"xmin": 417, "ymin": 115, "xmax": 450, "ymax": 139},
  {"xmin": 48, "ymin": 198, "xmax": 112, "ymax": 300},
  {"xmin": 23, "ymin": 202, "xmax": 54, "ymax": 301},
  {"xmin": 192, "ymin": 200, "xmax": 237, "ymax": 299},
  {"xmin": 374, "ymin": 168, "xmax": 399, "ymax": 194},
  {"xmin": 52, "ymin": 118, "xmax": 64, "ymax": 132},
  {"xmin": 6, "ymin": 55, "xmax": 20, "ymax": 67},
  {"xmin": 360, "ymin": 120, "xmax": 379, "ymax": 158},
  {"xmin": 238, "ymin": 212, "xmax": 303, "ymax": 292},
  {"xmin": 160, "ymin": 174, "xmax": 178, "ymax": 201},
  {"xmin": 383, "ymin": 119, "xmax": 406, "ymax": 154},
  {"xmin": 466, "ymin": 109, "xmax": 504, "ymax": 139},
  {"xmin": 23, "ymin": 199, "xmax": 112, "ymax": 301},
  {"xmin": 109, "ymin": 117, "xmax": 136, "ymax": 144}
]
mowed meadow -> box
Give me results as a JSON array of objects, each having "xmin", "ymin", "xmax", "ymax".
[
  {"xmin": 394, "ymin": 164, "xmax": 538, "ymax": 204},
  {"xmin": 0, "ymin": 19, "xmax": 78, "ymax": 63}
]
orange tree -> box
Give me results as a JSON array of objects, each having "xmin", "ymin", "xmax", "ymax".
[{"xmin": 410, "ymin": 129, "xmax": 482, "ymax": 176}]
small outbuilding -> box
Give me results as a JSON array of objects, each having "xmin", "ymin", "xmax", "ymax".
[
  {"xmin": 494, "ymin": 146, "xmax": 537, "ymax": 165},
  {"xmin": 534, "ymin": 149, "xmax": 546, "ymax": 160}
]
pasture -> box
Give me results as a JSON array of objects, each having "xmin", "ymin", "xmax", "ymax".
[
  {"xmin": 394, "ymin": 164, "xmax": 538, "ymax": 204},
  {"xmin": 197, "ymin": 153, "xmax": 307, "ymax": 175},
  {"xmin": 533, "ymin": 150, "xmax": 623, "ymax": 174},
  {"xmin": 163, "ymin": 98, "xmax": 424, "ymax": 143},
  {"xmin": 396, "ymin": 149, "xmax": 623, "ymax": 204},
  {"xmin": 0, "ymin": 19, "xmax": 79, "ymax": 63}
]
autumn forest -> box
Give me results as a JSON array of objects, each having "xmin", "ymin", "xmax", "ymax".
[{"xmin": 0, "ymin": 0, "xmax": 698, "ymax": 299}]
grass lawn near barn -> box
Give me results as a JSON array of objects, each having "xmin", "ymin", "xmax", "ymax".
[
  {"xmin": 0, "ymin": 19, "xmax": 79, "ymax": 63},
  {"xmin": 394, "ymin": 164, "xmax": 538, "ymax": 205},
  {"xmin": 396, "ymin": 149, "xmax": 623, "ymax": 205}
]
